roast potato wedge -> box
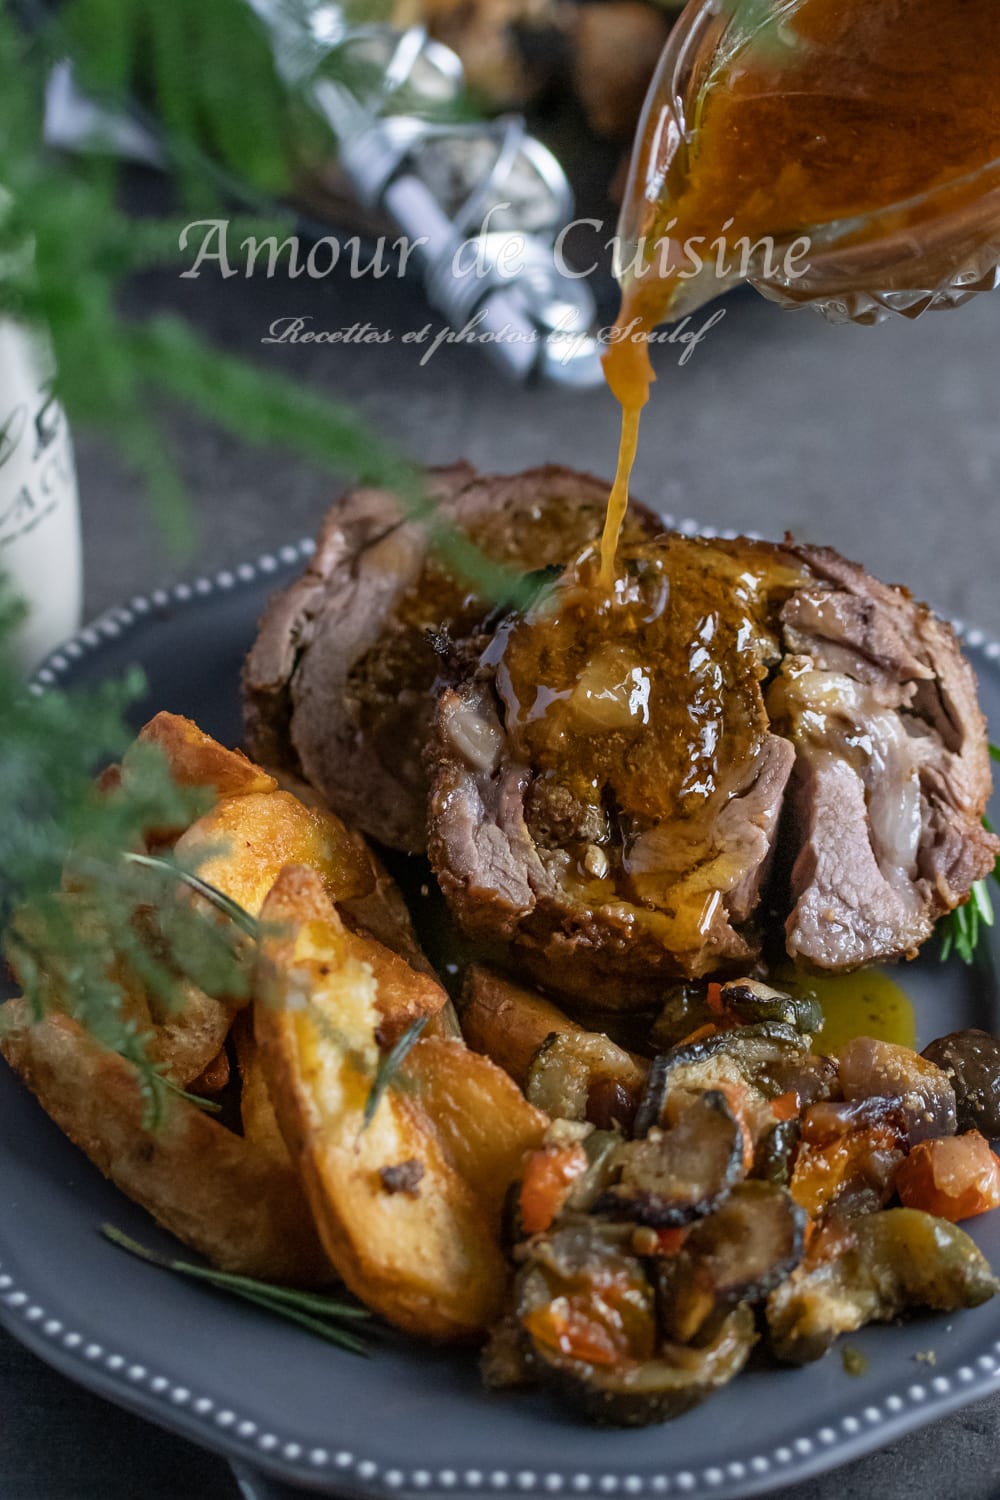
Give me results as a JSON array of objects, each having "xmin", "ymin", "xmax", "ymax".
[
  {"xmin": 143, "ymin": 977, "xmax": 240, "ymax": 1089},
  {"xmin": 166, "ymin": 731, "xmax": 434, "ymax": 969},
  {"xmin": 233, "ymin": 1010, "xmax": 295, "ymax": 1166},
  {"xmin": 0, "ymin": 998, "xmax": 332, "ymax": 1285},
  {"xmin": 174, "ymin": 790, "xmax": 375, "ymax": 918},
  {"xmin": 4, "ymin": 892, "xmax": 236, "ymax": 1092},
  {"xmin": 175, "ymin": 792, "xmax": 448, "ymax": 1046},
  {"xmin": 460, "ymin": 964, "xmax": 583, "ymax": 1087},
  {"xmin": 135, "ymin": 714, "xmax": 441, "ymax": 1079},
  {"xmin": 127, "ymin": 710, "xmax": 278, "ymax": 802},
  {"xmin": 254, "ymin": 867, "xmax": 547, "ymax": 1339},
  {"xmin": 340, "ymin": 928, "xmax": 450, "ymax": 1047}
]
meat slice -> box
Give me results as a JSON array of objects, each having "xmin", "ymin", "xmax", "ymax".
[
  {"xmin": 243, "ymin": 465, "xmax": 659, "ymax": 852},
  {"xmin": 428, "ymin": 535, "xmax": 997, "ymax": 1003},
  {"xmin": 772, "ymin": 544, "xmax": 998, "ymax": 969}
]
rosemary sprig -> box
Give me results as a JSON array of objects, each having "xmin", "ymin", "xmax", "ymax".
[
  {"xmin": 101, "ymin": 1225, "xmax": 371, "ymax": 1354},
  {"xmin": 159, "ymin": 1075, "xmax": 223, "ymax": 1115},
  {"xmin": 938, "ymin": 749, "xmax": 1000, "ymax": 964},
  {"xmin": 363, "ymin": 1017, "xmax": 428, "ymax": 1131},
  {"xmin": 939, "ymin": 881, "xmax": 994, "ymax": 965},
  {"xmin": 123, "ymin": 851, "xmax": 260, "ymax": 939}
]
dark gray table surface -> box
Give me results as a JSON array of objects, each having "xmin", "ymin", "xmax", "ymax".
[{"xmin": 4, "ymin": 228, "xmax": 1000, "ymax": 1499}]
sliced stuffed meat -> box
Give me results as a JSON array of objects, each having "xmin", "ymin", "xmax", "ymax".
[{"xmin": 428, "ymin": 535, "xmax": 997, "ymax": 1004}]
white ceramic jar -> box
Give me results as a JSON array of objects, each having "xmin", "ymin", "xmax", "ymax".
[{"xmin": 0, "ymin": 317, "xmax": 82, "ymax": 673}]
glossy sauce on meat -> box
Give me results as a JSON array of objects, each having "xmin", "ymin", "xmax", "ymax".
[
  {"xmin": 601, "ymin": 0, "xmax": 1000, "ymax": 580},
  {"xmin": 485, "ymin": 537, "xmax": 808, "ymax": 940}
]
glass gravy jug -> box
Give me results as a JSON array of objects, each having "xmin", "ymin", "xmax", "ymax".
[{"xmin": 615, "ymin": 0, "xmax": 1000, "ymax": 329}]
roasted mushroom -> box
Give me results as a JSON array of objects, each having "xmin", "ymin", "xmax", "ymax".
[
  {"xmin": 767, "ymin": 1209, "xmax": 998, "ymax": 1364},
  {"xmin": 922, "ymin": 1030, "xmax": 1000, "ymax": 1138}
]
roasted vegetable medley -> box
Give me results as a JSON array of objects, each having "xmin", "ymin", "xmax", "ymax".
[{"xmin": 476, "ymin": 975, "xmax": 1000, "ymax": 1424}]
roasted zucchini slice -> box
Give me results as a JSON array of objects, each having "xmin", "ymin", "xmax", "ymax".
[
  {"xmin": 634, "ymin": 1023, "xmax": 807, "ymax": 1138},
  {"xmin": 605, "ymin": 1090, "xmax": 745, "ymax": 1226},
  {"xmin": 657, "ymin": 1182, "xmax": 807, "ymax": 1343},
  {"xmin": 526, "ymin": 1030, "xmax": 647, "ymax": 1131},
  {"xmin": 719, "ymin": 979, "xmax": 822, "ymax": 1036},
  {"xmin": 515, "ymin": 1220, "xmax": 756, "ymax": 1426},
  {"xmin": 767, "ymin": 1208, "xmax": 999, "ymax": 1364}
]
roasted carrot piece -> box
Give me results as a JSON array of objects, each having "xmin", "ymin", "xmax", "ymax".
[
  {"xmin": 520, "ymin": 1143, "xmax": 588, "ymax": 1234},
  {"xmin": 675, "ymin": 1022, "xmax": 719, "ymax": 1047},
  {"xmin": 895, "ymin": 1132, "xmax": 1000, "ymax": 1223}
]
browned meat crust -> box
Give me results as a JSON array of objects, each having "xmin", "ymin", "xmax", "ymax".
[{"xmin": 243, "ymin": 465, "xmax": 659, "ymax": 852}]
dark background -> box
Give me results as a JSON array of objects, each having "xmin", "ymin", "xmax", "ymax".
[{"xmin": 3, "ymin": 219, "xmax": 1000, "ymax": 1498}]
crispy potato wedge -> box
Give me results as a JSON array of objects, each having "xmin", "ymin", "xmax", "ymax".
[
  {"xmin": 146, "ymin": 719, "xmax": 445, "ymax": 1071},
  {"xmin": 341, "ymin": 860, "xmax": 430, "ymax": 972},
  {"xmin": 174, "ymin": 790, "xmax": 375, "ymax": 917},
  {"xmin": 144, "ymin": 978, "xmax": 241, "ymax": 1089},
  {"xmin": 4, "ymin": 895, "xmax": 233, "ymax": 1091},
  {"xmin": 188, "ymin": 1045, "xmax": 230, "ymax": 1095},
  {"xmin": 174, "ymin": 792, "xmax": 448, "ymax": 1044},
  {"xmin": 233, "ymin": 1011, "xmax": 293, "ymax": 1165},
  {"xmin": 460, "ymin": 965, "xmax": 583, "ymax": 1087},
  {"xmin": 0, "ymin": 998, "xmax": 332, "ymax": 1285},
  {"xmin": 400, "ymin": 1035, "xmax": 548, "ymax": 1225},
  {"xmin": 264, "ymin": 766, "xmax": 431, "ymax": 968},
  {"xmin": 254, "ymin": 867, "xmax": 547, "ymax": 1339},
  {"xmin": 131, "ymin": 713, "xmax": 426, "ymax": 967},
  {"xmin": 341, "ymin": 928, "xmax": 449, "ymax": 1047},
  {"xmin": 128, "ymin": 711, "xmax": 278, "ymax": 801}
]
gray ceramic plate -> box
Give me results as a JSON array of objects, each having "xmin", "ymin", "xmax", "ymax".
[{"xmin": 3, "ymin": 538, "xmax": 1000, "ymax": 1500}]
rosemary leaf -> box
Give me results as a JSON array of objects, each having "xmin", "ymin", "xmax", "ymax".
[
  {"xmin": 101, "ymin": 1225, "xmax": 371, "ymax": 1353},
  {"xmin": 363, "ymin": 1017, "xmax": 428, "ymax": 1131},
  {"xmin": 123, "ymin": 852, "xmax": 259, "ymax": 937},
  {"xmin": 972, "ymin": 880, "xmax": 996, "ymax": 927},
  {"xmin": 159, "ymin": 1077, "xmax": 223, "ymax": 1115},
  {"xmin": 203, "ymin": 1285, "xmax": 370, "ymax": 1355}
]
